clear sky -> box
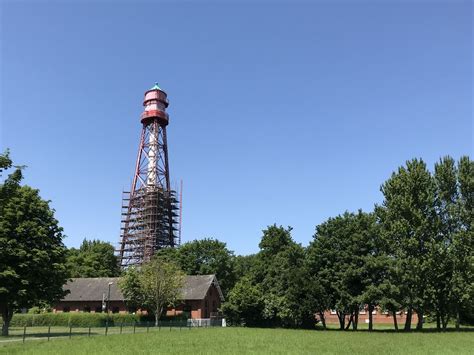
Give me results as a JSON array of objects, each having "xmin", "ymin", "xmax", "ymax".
[{"xmin": 1, "ymin": 0, "xmax": 472, "ymax": 255}]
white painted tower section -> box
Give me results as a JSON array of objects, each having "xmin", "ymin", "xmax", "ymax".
[{"xmin": 147, "ymin": 125, "xmax": 158, "ymax": 187}]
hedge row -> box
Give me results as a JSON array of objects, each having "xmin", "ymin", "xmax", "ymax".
[
  {"xmin": 9, "ymin": 313, "xmax": 140, "ymax": 327},
  {"xmin": 7, "ymin": 312, "xmax": 191, "ymax": 327}
]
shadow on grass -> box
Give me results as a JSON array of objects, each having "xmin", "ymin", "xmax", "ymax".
[{"xmin": 313, "ymin": 325, "xmax": 474, "ymax": 333}]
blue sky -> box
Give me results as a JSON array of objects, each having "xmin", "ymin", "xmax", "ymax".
[{"xmin": 1, "ymin": 1, "xmax": 472, "ymax": 255}]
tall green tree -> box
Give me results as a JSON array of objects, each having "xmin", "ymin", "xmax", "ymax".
[
  {"xmin": 438, "ymin": 156, "xmax": 474, "ymax": 329},
  {"xmin": 66, "ymin": 239, "xmax": 120, "ymax": 278},
  {"xmin": 307, "ymin": 211, "xmax": 381, "ymax": 330},
  {"xmin": 430, "ymin": 156, "xmax": 459, "ymax": 329},
  {"xmin": 0, "ymin": 151, "xmax": 68, "ymax": 336},
  {"xmin": 376, "ymin": 158, "xmax": 437, "ymax": 330},
  {"xmin": 356, "ymin": 213, "xmax": 389, "ymax": 331},
  {"xmin": 119, "ymin": 257, "xmax": 185, "ymax": 326},
  {"xmin": 251, "ymin": 225, "xmax": 310, "ymax": 327},
  {"xmin": 223, "ymin": 225, "xmax": 311, "ymax": 328}
]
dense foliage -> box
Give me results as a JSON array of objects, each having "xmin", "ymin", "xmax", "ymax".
[
  {"xmin": 66, "ymin": 239, "xmax": 120, "ymax": 278},
  {"xmin": 0, "ymin": 151, "xmax": 69, "ymax": 336}
]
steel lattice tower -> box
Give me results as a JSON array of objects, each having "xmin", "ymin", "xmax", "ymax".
[{"xmin": 118, "ymin": 83, "xmax": 179, "ymax": 268}]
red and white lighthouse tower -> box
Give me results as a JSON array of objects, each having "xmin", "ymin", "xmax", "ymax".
[{"xmin": 118, "ymin": 83, "xmax": 179, "ymax": 268}]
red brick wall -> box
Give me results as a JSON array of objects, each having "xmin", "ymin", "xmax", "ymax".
[
  {"xmin": 203, "ymin": 283, "xmax": 221, "ymax": 318},
  {"xmin": 55, "ymin": 284, "xmax": 223, "ymax": 319},
  {"xmin": 166, "ymin": 284, "xmax": 222, "ymax": 319},
  {"xmin": 165, "ymin": 300, "xmax": 202, "ymax": 318},
  {"xmin": 323, "ymin": 309, "xmax": 419, "ymax": 325}
]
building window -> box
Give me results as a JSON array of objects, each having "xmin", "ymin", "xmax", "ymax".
[
  {"xmin": 359, "ymin": 305, "xmax": 366, "ymax": 315},
  {"xmin": 330, "ymin": 310, "xmax": 337, "ymax": 315}
]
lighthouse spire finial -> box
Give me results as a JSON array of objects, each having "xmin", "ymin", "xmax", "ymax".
[{"xmin": 151, "ymin": 82, "xmax": 162, "ymax": 90}]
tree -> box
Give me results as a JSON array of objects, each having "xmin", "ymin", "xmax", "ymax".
[
  {"xmin": 157, "ymin": 238, "xmax": 236, "ymax": 296},
  {"xmin": 222, "ymin": 277, "xmax": 264, "ymax": 326},
  {"xmin": 259, "ymin": 242, "xmax": 309, "ymax": 327},
  {"xmin": 356, "ymin": 214, "xmax": 389, "ymax": 331},
  {"xmin": 223, "ymin": 225, "xmax": 312, "ymax": 328},
  {"xmin": 250, "ymin": 225, "xmax": 310, "ymax": 327},
  {"xmin": 429, "ymin": 156, "xmax": 459, "ymax": 330},
  {"xmin": 0, "ymin": 151, "xmax": 68, "ymax": 336},
  {"xmin": 0, "ymin": 149, "xmax": 22, "ymax": 199},
  {"xmin": 66, "ymin": 239, "xmax": 120, "ymax": 278},
  {"xmin": 376, "ymin": 158, "xmax": 438, "ymax": 330},
  {"xmin": 119, "ymin": 257, "xmax": 185, "ymax": 326},
  {"xmin": 433, "ymin": 156, "xmax": 474, "ymax": 329},
  {"xmin": 374, "ymin": 249, "xmax": 406, "ymax": 332},
  {"xmin": 307, "ymin": 211, "xmax": 381, "ymax": 331},
  {"xmin": 453, "ymin": 157, "xmax": 473, "ymax": 327}
]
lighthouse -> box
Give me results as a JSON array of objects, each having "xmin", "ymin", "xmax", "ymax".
[{"xmin": 118, "ymin": 83, "xmax": 179, "ymax": 268}]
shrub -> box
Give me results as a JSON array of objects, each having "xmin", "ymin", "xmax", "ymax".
[
  {"xmin": 8, "ymin": 313, "xmax": 140, "ymax": 327},
  {"xmin": 27, "ymin": 307, "xmax": 41, "ymax": 314}
]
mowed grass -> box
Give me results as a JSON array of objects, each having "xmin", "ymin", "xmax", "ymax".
[{"xmin": 1, "ymin": 327, "xmax": 474, "ymax": 354}]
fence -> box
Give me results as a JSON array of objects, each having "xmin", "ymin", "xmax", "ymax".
[
  {"xmin": 1, "ymin": 320, "xmax": 188, "ymax": 344},
  {"xmin": 1, "ymin": 318, "xmax": 226, "ymax": 344},
  {"xmin": 188, "ymin": 318, "xmax": 226, "ymax": 327}
]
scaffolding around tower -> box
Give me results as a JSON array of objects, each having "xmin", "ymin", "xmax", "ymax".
[
  {"xmin": 119, "ymin": 187, "xmax": 179, "ymax": 267},
  {"xmin": 118, "ymin": 83, "xmax": 180, "ymax": 268}
]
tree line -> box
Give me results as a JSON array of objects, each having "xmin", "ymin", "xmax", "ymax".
[
  {"xmin": 224, "ymin": 157, "xmax": 473, "ymax": 331},
  {"xmin": 1, "ymin": 150, "xmax": 472, "ymax": 335},
  {"xmin": 65, "ymin": 156, "xmax": 473, "ymax": 331}
]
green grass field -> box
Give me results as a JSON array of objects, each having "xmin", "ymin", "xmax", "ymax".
[{"xmin": 1, "ymin": 327, "xmax": 474, "ymax": 354}]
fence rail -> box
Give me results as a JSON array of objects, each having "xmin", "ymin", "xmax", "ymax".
[
  {"xmin": 0, "ymin": 319, "xmax": 225, "ymax": 344},
  {"xmin": 1, "ymin": 321, "xmax": 188, "ymax": 344}
]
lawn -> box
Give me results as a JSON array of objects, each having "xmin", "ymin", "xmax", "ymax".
[{"xmin": 1, "ymin": 327, "xmax": 473, "ymax": 354}]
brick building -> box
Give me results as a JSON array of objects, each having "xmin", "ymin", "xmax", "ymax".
[
  {"xmin": 54, "ymin": 275, "xmax": 224, "ymax": 319},
  {"xmin": 323, "ymin": 308, "xmax": 419, "ymax": 325}
]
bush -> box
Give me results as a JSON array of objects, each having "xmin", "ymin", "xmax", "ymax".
[
  {"xmin": 27, "ymin": 307, "xmax": 41, "ymax": 314},
  {"xmin": 8, "ymin": 313, "xmax": 140, "ymax": 327},
  {"xmin": 4, "ymin": 312, "xmax": 191, "ymax": 328}
]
